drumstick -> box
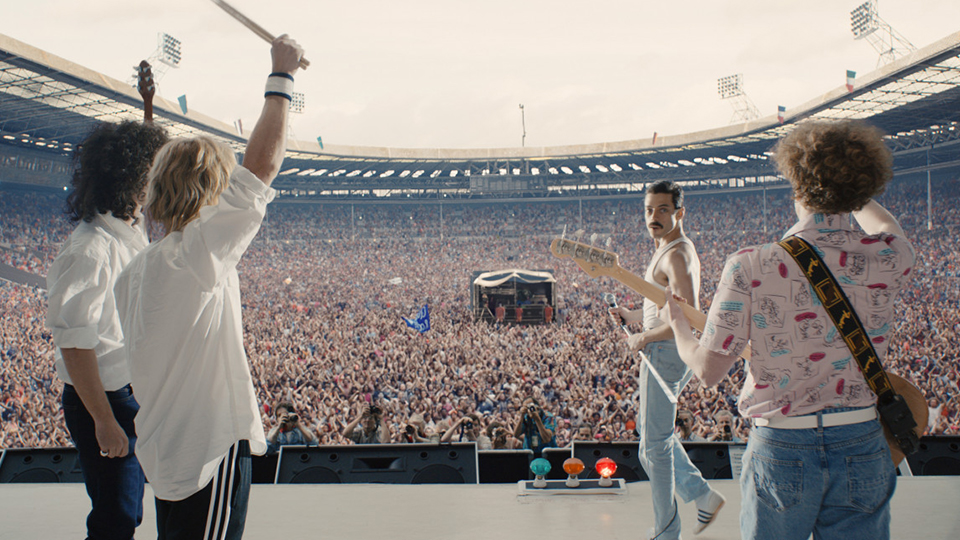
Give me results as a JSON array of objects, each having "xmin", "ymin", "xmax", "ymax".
[{"xmin": 210, "ymin": 0, "xmax": 310, "ymax": 69}]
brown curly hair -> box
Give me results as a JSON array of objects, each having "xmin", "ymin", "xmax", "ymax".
[{"xmin": 774, "ymin": 120, "xmax": 891, "ymax": 214}]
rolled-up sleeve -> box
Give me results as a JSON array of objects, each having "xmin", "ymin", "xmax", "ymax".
[
  {"xmin": 46, "ymin": 248, "xmax": 109, "ymax": 350},
  {"xmin": 179, "ymin": 166, "xmax": 276, "ymax": 288}
]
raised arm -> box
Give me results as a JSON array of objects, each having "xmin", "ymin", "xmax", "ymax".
[
  {"xmin": 242, "ymin": 35, "xmax": 304, "ymax": 185},
  {"xmin": 661, "ymin": 286, "xmax": 739, "ymax": 386},
  {"xmin": 852, "ymin": 200, "xmax": 906, "ymax": 238}
]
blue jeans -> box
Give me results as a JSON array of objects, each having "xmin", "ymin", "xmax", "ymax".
[
  {"xmin": 62, "ymin": 383, "xmax": 145, "ymax": 540},
  {"xmin": 638, "ymin": 341, "xmax": 712, "ymax": 540},
  {"xmin": 740, "ymin": 409, "xmax": 896, "ymax": 540}
]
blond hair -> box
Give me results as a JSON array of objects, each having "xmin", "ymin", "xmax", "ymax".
[{"xmin": 146, "ymin": 136, "xmax": 236, "ymax": 233}]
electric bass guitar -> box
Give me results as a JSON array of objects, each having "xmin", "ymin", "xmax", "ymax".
[{"xmin": 549, "ymin": 236, "xmax": 751, "ymax": 360}]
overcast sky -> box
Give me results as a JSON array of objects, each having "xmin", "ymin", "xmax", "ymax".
[{"xmin": 5, "ymin": 1, "xmax": 960, "ymax": 149}]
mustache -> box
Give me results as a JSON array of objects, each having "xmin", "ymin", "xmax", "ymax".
[{"xmin": 648, "ymin": 222, "xmax": 663, "ymax": 228}]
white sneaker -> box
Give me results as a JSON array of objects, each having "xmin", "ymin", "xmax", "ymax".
[{"xmin": 693, "ymin": 489, "xmax": 725, "ymax": 535}]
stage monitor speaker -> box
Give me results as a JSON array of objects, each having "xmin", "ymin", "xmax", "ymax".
[
  {"xmin": 0, "ymin": 447, "xmax": 84, "ymax": 483},
  {"xmin": 541, "ymin": 447, "xmax": 573, "ymax": 479},
  {"xmin": 251, "ymin": 453, "xmax": 279, "ymax": 484},
  {"xmin": 478, "ymin": 449, "xmax": 534, "ymax": 483},
  {"xmin": 906, "ymin": 436, "xmax": 960, "ymax": 476},
  {"xmin": 572, "ymin": 442, "xmax": 649, "ymax": 482},
  {"xmin": 682, "ymin": 442, "xmax": 734, "ymax": 479},
  {"xmin": 275, "ymin": 443, "xmax": 478, "ymax": 484}
]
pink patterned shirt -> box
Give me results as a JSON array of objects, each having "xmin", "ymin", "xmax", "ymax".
[{"xmin": 700, "ymin": 213, "xmax": 915, "ymax": 419}]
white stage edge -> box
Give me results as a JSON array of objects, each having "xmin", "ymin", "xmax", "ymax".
[{"xmin": 1, "ymin": 478, "xmax": 959, "ymax": 539}]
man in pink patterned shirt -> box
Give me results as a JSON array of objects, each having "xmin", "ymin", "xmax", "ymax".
[{"xmin": 661, "ymin": 120, "xmax": 915, "ymax": 540}]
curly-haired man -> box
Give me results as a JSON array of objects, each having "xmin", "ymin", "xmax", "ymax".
[
  {"xmin": 46, "ymin": 70, "xmax": 167, "ymax": 540},
  {"xmin": 661, "ymin": 120, "xmax": 915, "ymax": 540}
]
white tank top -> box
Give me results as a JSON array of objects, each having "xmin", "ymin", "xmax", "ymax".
[{"xmin": 642, "ymin": 236, "xmax": 697, "ymax": 330}]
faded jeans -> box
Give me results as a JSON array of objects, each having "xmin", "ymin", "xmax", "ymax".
[
  {"xmin": 638, "ymin": 341, "xmax": 712, "ymax": 540},
  {"xmin": 740, "ymin": 409, "xmax": 896, "ymax": 540}
]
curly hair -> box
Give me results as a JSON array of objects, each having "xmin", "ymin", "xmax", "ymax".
[
  {"xmin": 65, "ymin": 121, "xmax": 168, "ymax": 223},
  {"xmin": 774, "ymin": 120, "xmax": 891, "ymax": 214}
]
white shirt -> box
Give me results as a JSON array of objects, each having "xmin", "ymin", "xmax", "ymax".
[
  {"xmin": 115, "ymin": 167, "xmax": 273, "ymax": 500},
  {"xmin": 46, "ymin": 212, "xmax": 148, "ymax": 391}
]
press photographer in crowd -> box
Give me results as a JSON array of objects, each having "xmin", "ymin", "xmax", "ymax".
[
  {"xmin": 344, "ymin": 403, "xmax": 389, "ymax": 444},
  {"xmin": 441, "ymin": 412, "xmax": 492, "ymax": 449},
  {"xmin": 513, "ymin": 397, "xmax": 556, "ymax": 456},
  {"xmin": 266, "ymin": 401, "xmax": 318, "ymax": 455}
]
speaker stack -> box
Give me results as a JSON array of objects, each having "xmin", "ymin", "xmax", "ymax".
[
  {"xmin": 275, "ymin": 443, "xmax": 478, "ymax": 484},
  {"xmin": 0, "ymin": 447, "xmax": 84, "ymax": 483}
]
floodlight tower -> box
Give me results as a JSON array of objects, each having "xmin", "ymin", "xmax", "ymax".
[
  {"xmin": 850, "ymin": 1, "xmax": 915, "ymax": 66},
  {"xmin": 290, "ymin": 92, "xmax": 305, "ymax": 114},
  {"xmin": 130, "ymin": 32, "xmax": 182, "ymax": 87},
  {"xmin": 717, "ymin": 74, "xmax": 760, "ymax": 124}
]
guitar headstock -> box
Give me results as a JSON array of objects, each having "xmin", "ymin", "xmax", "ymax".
[
  {"xmin": 549, "ymin": 237, "xmax": 621, "ymax": 279},
  {"xmin": 136, "ymin": 60, "xmax": 155, "ymax": 101}
]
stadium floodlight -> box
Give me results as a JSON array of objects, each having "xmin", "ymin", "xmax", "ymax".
[
  {"xmin": 849, "ymin": 1, "xmax": 915, "ymax": 66},
  {"xmin": 718, "ymin": 74, "xmax": 760, "ymax": 123},
  {"xmin": 717, "ymin": 74, "xmax": 743, "ymax": 100},
  {"xmin": 290, "ymin": 92, "xmax": 305, "ymax": 114},
  {"xmin": 850, "ymin": 1, "xmax": 879, "ymax": 38},
  {"xmin": 158, "ymin": 33, "xmax": 182, "ymax": 68}
]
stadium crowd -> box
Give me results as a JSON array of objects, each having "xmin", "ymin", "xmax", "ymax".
[{"xmin": 1, "ymin": 177, "xmax": 958, "ymax": 449}]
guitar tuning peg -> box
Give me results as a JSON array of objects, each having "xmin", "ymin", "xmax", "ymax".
[
  {"xmin": 589, "ymin": 233, "xmax": 598, "ymax": 245},
  {"xmin": 561, "ymin": 224, "xmax": 567, "ymax": 240},
  {"xmin": 605, "ymin": 236, "xmax": 613, "ymax": 248},
  {"xmin": 574, "ymin": 229, "xmax": 585, "ymax": 241}
]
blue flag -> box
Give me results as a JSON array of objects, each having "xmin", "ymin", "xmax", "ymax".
[{"xmin": 402, "ymin": 304, "xmax": 430, "ymax": 333}]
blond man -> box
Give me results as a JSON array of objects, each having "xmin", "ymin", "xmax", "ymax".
[{"xmin": 115, "ymin": 35, "xmax": 304, "ymax": 540}]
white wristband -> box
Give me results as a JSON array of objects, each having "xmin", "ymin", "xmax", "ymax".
[{"xmin": 265, "ymin": 73, "xmax": 294, "ymax": 101}]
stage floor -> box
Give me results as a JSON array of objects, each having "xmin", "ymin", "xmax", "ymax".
[{"xmin": 1, "ymin": 478, "xmax": 959, "ymax": 539}]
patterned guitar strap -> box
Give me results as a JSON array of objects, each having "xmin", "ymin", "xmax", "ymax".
[{"xmin": 778, "ymin": 235, "xmax": 919, "ymax": 456}]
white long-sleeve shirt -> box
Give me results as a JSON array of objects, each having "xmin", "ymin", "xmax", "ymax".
[
  {"xmin": 46, "ymin": 212, "xmax": 148, "ymax": 391},
  {"xmin": 115, "ymin": 166, "xmax": 272, "ymax": 500}
]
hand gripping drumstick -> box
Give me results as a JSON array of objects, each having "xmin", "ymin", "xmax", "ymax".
[
  {"xmin": 210, "ymin": 0, "xmax": 310, "ymax": 69},
  {"xmin": 603, "ymin": 293, "xmax": 678, "ymax": 404}
]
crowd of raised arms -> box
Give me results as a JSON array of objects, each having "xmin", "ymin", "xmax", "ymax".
[{"xmin": 1, "ymin": 177, "xmax": 958, "ymax": 449}]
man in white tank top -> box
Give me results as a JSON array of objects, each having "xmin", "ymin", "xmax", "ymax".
[{"xmin": 610, "ymin": 181, "xmax": 725, "ymax": 539}]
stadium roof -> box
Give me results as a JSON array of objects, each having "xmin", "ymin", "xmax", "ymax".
[{"xmin": 2, "ymin": 31, "xmax": 960, "ymax": 199}]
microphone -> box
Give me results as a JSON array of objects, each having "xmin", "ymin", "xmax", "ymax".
[
  {"xmin": 603, "ymin": 293, "xmax": 632, "ymax": 336},
  {"xmin": 603, "ymin": 292, "xmax": 678, "ymax": 404}
]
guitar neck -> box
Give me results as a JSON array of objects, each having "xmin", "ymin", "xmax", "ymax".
[
  {"xmin": 608, "ymin": 263, "xmax": 753, "ymax": 361},
  {"xmin": 608, "ymin": 265, "xmax": 708, "ymax": 333}
]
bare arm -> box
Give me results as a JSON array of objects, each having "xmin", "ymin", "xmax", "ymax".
[
  {"xmin": 378, "ymin": 417, "xmax": 390, "ymax": 444},
  {"xmin": 343, "ymin": 408, "xmax": 364, "ymax": 439},
  {"xmin": 440, "ymin": 417, "xmax": 464, "ymax": 443},
  {"xmin": 660, "ymin": 286, "xmax": 739, "ymax": 386},
  {"xmin": 242, "ymin": 35, "xmax": 304, "ymax": 185},
  {"xmin": 853, "ymin": 200, "xmax": 906, "ymax": 237},
  {"xmin": 60, "ymin": 348, "xmax": 128, "ymax": 458},
  {"xmin": 628, "ymin": 248, "xmax": 699, "ymax": 351}
]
